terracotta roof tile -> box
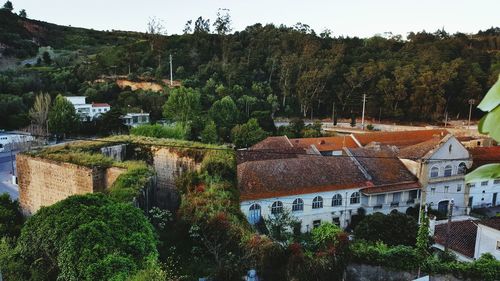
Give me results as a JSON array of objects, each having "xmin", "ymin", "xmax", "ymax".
[
  {"xmin": 289, "ymin": 136, "xmax": 359, "ymax": 152},
  {"xmin": 480, "ymin": 217, "xmax": 500, "ymax": 231},
  {"xmin": 468, "ymin": 146, "xmax": 500, "ymax": 169},
  {"xmin": 434, "ymin": 220, "xmax": 477, "ymax": 258},
  {"xmin": 397, "ymin": 137, "xmax": 443, "ymax": 159},
  {"xmin": 238, "ymin": 156, "xmax": 369, "ymax": 200},
  {"xmin": 352, "ymin": 129, "xmax": 448, "ymax": 148},
  {"xmin": 91, "ymin": 103, "xmax": 111, "ymax": 107},
  {"xmin": 250, "ymin": 136, "xmax": 293, "ymax": 150}
]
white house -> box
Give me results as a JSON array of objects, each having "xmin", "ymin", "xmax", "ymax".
[
  {"xmin": 64, "ymin": 96, "xmax": 111, "ymax": 121},
  {"xmin": 467, "ymin": 146, "xmax": 500, "ymax": 208},
  {"xmin": 0, "ymin": 132, "xmax": 35, "ymax": 152},
  {"xmin": 238, "ymin": 143, "xmax": 421, "ymax": 232},
  {"xmin": 432, "ymin": 217, "xmax": 500, "ymax": 262},
  {"xmin": 121, "ymin": 113, "xmax": 150, "ymax": 127},
  {"xmin": 398, "ymin": 134, "xmax": 472, "ymax": 216}
]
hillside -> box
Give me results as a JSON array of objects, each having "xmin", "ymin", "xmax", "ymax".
[{"xmin": 1, "ymin": 7, "xmax": 500, "ymax": 132}]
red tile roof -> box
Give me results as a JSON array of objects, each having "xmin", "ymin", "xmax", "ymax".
[
  {"xmin": 91, "ymin": 103, "xmax": 110, "ymax": 107},
  {"xmin": 250, "ymin": 136, "xmax": 293, "ymax": 150},
  {"xmin": 289, "ymin": 136, "xmax": 359, "ymax": 152},
  {"xmin": 238, "ymin": 156, "xmax": 370, "ymax": 200},
  {"xmin": 397, "ymin": 137, "xmax": 443, "ymax": 159},
  {"xmin": 468, "ymin": 146, "xmax": 500, "ymax": 169},
  {"xmin": 434, "ymin": 220, "xmax": 477, "ymax": 258},
  {"xmin": 352, "ymin": 129, "xmax": 448, "ymax": 148},
  {"xmin": 479, "ymin": 217, "xmax": 500, "ymax": 231},
  {"xmin": 360, "ymin": 182, "xmax": 420, "ymax": 195}
]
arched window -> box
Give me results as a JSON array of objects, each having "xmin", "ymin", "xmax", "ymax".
[
  {"xmin": 430, "ymin": 166, "xmax": 439, "ymax": 178},
  {"xmin": 292, "ymin": 198, "xmax": 304, "ymax": 212},
  {"xmin": 332, "ymin": 194, "xmax": 342, "ymax": 206},
  {"xmin": 312, "ymin": 196, "xmax": 323, "ymax": 209},
  {"xmin": 458, "ymin": 162, "xmax": 467, "ymax": 174},
  {"xmin": 444, "ymin": 165, "xmax": 452, "ymax": 177},
  {"xmin": 350, "ymin": 192, "xmax": 360, "ymax": 204},
  {"xmin": 271, "ymin": 201, "xmax": 283, "ymax": 214},
  {"xmin": 248, "ymin": 204, "xmax": 261, "ymax": 224}
]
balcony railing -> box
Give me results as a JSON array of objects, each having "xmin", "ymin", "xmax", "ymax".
[
  {"xmin": 390, "ymin": 202, "xmax": 400, "ymax": 208},
  {"xmin": 428, "ymin": 174, "xmax": 464, "ymax": 183},
  {"xmin": 373, "ymin": 204, "xmax": 383, "ymax": 209},
  {"xmin": 406, "ymin": 199, "xmax": 416, "ymax": 205}
]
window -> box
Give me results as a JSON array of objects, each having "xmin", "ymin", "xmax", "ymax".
[
  {"xmin": 248, "ymin": 204, "xmax": 261, "ymax": 224},
  {"xmin": 313, "ymin": 220, "xmax": 321, "ymax": 228},
  {"xmin": 497, "ymin": 241, "xmax": 500, "ymax": 251},
  {"xmin": 448, "ymin": 144, "xmax": 452, "ymax": 153},
  {"xmin": 481, "ymin": 181, "xmax": 488, "ymax": 186},
  {"xmin": 332, "ymin": 194, "xmax": 342, "ymax": 206},
  {"xmin": 431, "ymin": 188, "xmax": 436, "ymax": 195},
  {"xmin": 494, "ymin": 179, "xmax": 500, "ymax": 185},
  {"xmin": 430, "ymin": 166, "xmax": 439, "ymax": 178},
  {"xmin": 350, "ymin": 192, "xmax": 360, "ymax": 204},
  {"xmin": 469, "ymin": 183, "xmax": 476, "ymax": 188},
  {"xmin": 458, "ymin": 162, "xmax": 467, "ymax": 174},
  {"xmin": 457, "ymin": 184, "xmax": 462, "ymax": 192},
  {"xmin": 444, "ymin": 186, "xmax": 449, "ymax": 193},
  {"xmin": 444, "ymin": 165, "xmax": 452, "ymax": 177},
  {"xmin": 332, "ymin": 217, "xmax": 340, "ymax": 226},
  {"xmin": 312, "ymin": 196, "xmax": 323, "ymax": 209},
  {"xmin": 376, "ymin": 194, "xmax": 385, "ymax": 205},
  {"xmin": 271, "ymin": 201, "xmax": 283, "ymax": 214},
  {"xmin": 292, "ymin": 198, "xmax": 304, "ymax": 212},
  {"xmin": 392, "ymin": 192, "xmax": 401, "ymax": 203}
]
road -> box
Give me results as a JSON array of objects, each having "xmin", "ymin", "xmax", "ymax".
[{"xmin": 0, "ymin": 151, "xmax": 18, "ymax": 200}]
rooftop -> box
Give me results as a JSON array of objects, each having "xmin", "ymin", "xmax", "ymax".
[
  {"xmin": 434, "ymin": 220, "xmax": 477, "ymax": 258},
  {"xmin": 92, "ymin": 102, "xmax": 111, "ymax": 107},
  {"xmin": 289, "ymin": 135, "xmax": 359, "ymax": 152},
  {"xmin": 468, "ymin": 146, "xmax": 500, "ymax": 170},
  {"xmin": 479, "ymin": 217, "xmax": 500, "ymax": 231},
  {"xmin": 250, "ymin": 136, "xmax": 293, "ymax": 150},
  {"xmin": 351, "ymin": 129, "xmax": 448, "ymax": 148}
]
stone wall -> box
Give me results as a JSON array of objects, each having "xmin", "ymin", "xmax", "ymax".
[
  {"xmin": 346, "ymin": 264, "xmax": 474, "ymax": 281},
  {"xmin": 151, "ymin": 147, "xmax": 202, "ymax": 210},
  {"xmin": 17, "ymin": 154, "xmax": 125, "ymax": 214}
]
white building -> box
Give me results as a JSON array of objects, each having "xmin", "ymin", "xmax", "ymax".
[
  {"xmin": 64, "ymin": 96, "xmax": 111, "ymax": 121},
  {"xmin": 432, "ymin": 217, "xmax": 500, "ymax": 262},
  {"xmin": 467, "ymin": 146, "xmax": 500, "ymax": 208},
  {"xmin": 121, "ymin": 113, "xmax": 150, "ymax": 127},
  {"xmin": 0, "ymin": 132, "xmax": 35, "ymax": 152},
  {"xmin": 238, "ymin": 144, "xmax": 421, "ymax": 232},
  {"xmin": 398, "ymin": 134, "xmax": 472, "ymax": 216}
]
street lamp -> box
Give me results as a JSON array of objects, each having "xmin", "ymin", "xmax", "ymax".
[{"xmin": 467, "ymin": 99, "xmax": 475, "ymax": 130}]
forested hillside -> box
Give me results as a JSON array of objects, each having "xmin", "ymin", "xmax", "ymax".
[{"xmin": 1, "ymin": 6, "xmax": 500, "ymax": 131}]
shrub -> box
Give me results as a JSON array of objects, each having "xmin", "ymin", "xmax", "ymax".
[
  {"xmin": 130, "ymin": 123, "xmax": 187, "ymax": 140},
  {"xmin": 108, "ymin": 161, "xmax": 154, "ymax": 202},
  {"xmin": 0, "ymin": 193, "xmax": 24, "ymax": 238}
]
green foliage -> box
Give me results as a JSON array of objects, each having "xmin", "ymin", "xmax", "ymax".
[
  {"xmin": 130, "ymin": 123, "xmax": 186, "ymax": 140},
  {"xmin": 263, "ymin": 208, "xmax": 299, "ymax": 245},
  {"xmin": 2, "ymin": 1, "xmax": 12, "ymax": 11},
  {"xmin": 201, "ymin": 120, "xmax": 218, "ymax": 144},
  {"xmin": 0, "ymin": 193, "xmax": 24, "ymax": 238},
  {"xmin": 48, "ymin": 94, "xmax": 79, "ymax": 136},
  {"xmin": 311, "ymin": 222, "xmax": 342, "ymax": 249},
  {"xmin": 354, "ymin": 212, "xmax": 418, "ymax": 246},
  {"xmin": 162, "ymin": 86, "xmax": 201, "ymax": 127},
  {"xmin": 351, "ymin": 240, "xmax": 418, "ymax": 271},
  {"xmin": 231, "ymin": 118, "xmax": 268, "ymax": 148},
  {"xmin": 209, "ymin": 96, "xmax": 238, "ymax": 141},
  {"xmin": 108, "ymin": 161, "xmax": 154, "ymax": 202},
  {"xmin": 201, "ymin": 150, "xmax": 236, "ymax": 182},
  {"xmin": 10, "ymin": 193, "xmax": 157, "ymax": 280}
]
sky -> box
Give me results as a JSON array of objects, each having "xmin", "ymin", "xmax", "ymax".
[{"xmin": 11, "ymin": 0, "xmax": 500, "ymax": 38}]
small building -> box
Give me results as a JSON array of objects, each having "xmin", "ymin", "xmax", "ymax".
[
  {"xmin": 0, "ymin": 131, "xmax": 34, "ymax": 152},
  {"xmin": 64, "ymin": 96, "xmax": 111, "ymax": 121},
  {"xmin": 432, "ymin": 217, "xmax": 500, "ymax": 262},
  {"xmin": 398, "ymin": 134, "xmax": 472, "ymax": 216},
  {"xmin": 467, "ymin": 146, "xmax": 500, "ymax": 208},
  {"xmin": 121, "ymin": 113, "xmax": 150, "ymax": 127}
]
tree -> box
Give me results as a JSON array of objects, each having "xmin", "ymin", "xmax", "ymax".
[
  {"xmin": 163, "ymin": 86, "xmax": 201, "ymax": 128},
  {"xmin": 29, "ymin": 93, "xmax": 51, "ymax": 136},
  {"xmin": 48, "ymin": 94, "xmax": 79, "ymax": 137},
  {"xmin": 263, "ymin": 208, "xmax": 298, "ymax": 245},
  {"xmin": 231, "ymin": 118, "xmax": 268, "ymax": 148},
  {"xmin": 201, "ymin": 120, "xmax": 218, "ymax": 144},
  {"xmin": 193, "ymin": 16, "xmax": 210, "ymax": 33},
  {"xmin": 18, "ymin": 9, "xmax": 26, "ymax": 18},
  {"xmin": 2, "ymin": 0, "xmax": 12, "ymax": 11},
  {"xmin": 9, "ymin": 194, "xmax": 157, "ymax": 281},
  {"xmin": 213, "ymin": 8, "xmax": 232, "ymax": 35},
  {"xmin": 209, "ymin": 96, "xmax": 238, "ymax": 141},
  {"xmin": 0, "ymin": 193, "xmax": 24, "ymax": 238},
  {"xmin": 146, "ymin": 17, "xmax": 166, "ymax": 69},
  {"xmin": 42, "ymin": 51, "xmax": 52, "ymax": 65},
  {"xmin": 311, "ymin": 222, "xmax": 342, "ymax": 249},
  {"xmin": 354, "ymin": 212, "xmax": 418, "ymax": 246},
  {"xmin": 288, "ymin": 118, "xmax": 304, "ymax": 138}
]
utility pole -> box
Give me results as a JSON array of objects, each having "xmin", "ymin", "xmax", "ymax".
[
  {"xmin": 361, "ymin": 94, "xmax": 366, "ymax": 130},
  {"xmin": 444, "ymin": 111, "xmax": 448, "ymax": 128},
  {"xmin": 332, "ymin": 102, "xmax": 335, "ymax": 126},
  {"xmin": 444, "ymin": 199, "xmax": 454, "ymax": 251},
  {"xmin": 467, "ymin": 99, "xmax": 475, "ymax": 130},
  {"xmin": 169, "ymin": 54, "xmax": 173, "ymax": 86}
]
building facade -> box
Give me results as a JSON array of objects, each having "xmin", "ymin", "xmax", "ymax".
[
  {"xmin": 65, "ymin": 96, "xmax": 111, "ymax": 121},
  {"xmin": 122, "ymin": 113, "xmax": 150, "ymax": 127}
]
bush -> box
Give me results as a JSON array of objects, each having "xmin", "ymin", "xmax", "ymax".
[
  {"xmin": 130, "ymin": 123, "xmax": 187, "ymax": 140},
  {"xmin": 0, "ymin": 193, "xmax": 24, "ymax": 238},
  {"xmin": 354, "ymin": 212, "xmax": 418, "ymax": 246},
  {"xmin": 108, "ymin": 161, "xmax": 154, "ymax": 202}
]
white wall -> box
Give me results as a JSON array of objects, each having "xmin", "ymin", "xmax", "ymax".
[
  {"xmin": 474, "ymin": 224, "xmax": 500, "ymax": 260},
  {"xmin": 241, "ymin": 188, "xmax": 362, "ymax": 232},
  {"xmin": 468, "ymin": 179, "xmax": 500, "ymax": 208}
]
